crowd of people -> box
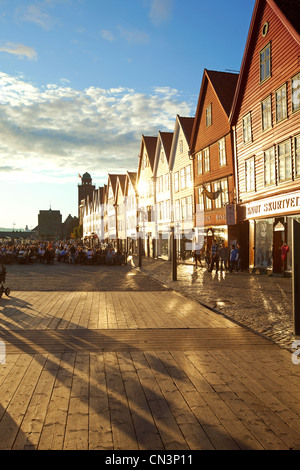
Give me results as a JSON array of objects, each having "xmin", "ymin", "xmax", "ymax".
[
  {"xmin": 0, "ymin": 241, "xmax": 126, "ymax": 266},
  {"xmin": 194, "ymin": 239, "xmax": 242, "ymax": 273}
]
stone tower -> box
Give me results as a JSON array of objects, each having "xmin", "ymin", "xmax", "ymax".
[{"xmin": 78, "ymin": 172, "xmax": 95, "ymax": 220}]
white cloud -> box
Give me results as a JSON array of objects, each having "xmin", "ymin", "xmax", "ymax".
[
  {"xmin": 16, "ymin": 3, "xmax": 55, "ymax": 30},
  {"xmin": 0, "ymin": 42, "xmax": 37, "ymax": 60},
  {"xmin": 149, "ymin": 0, "xmax": 173, "ymax": 25},
  {"xmin": 101, "ymin": 29, "xmax": 115, "ymax": 42},
  {"xmin": 0, "ymin": 72, "xmax": 193, "ymax": 184}
]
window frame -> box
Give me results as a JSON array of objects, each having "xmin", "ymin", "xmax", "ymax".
[
  {"xmin": 278, "ymin": 139, "xmax": 292, "ymax": 183},
  {"xmin": 242, "ymin": 112, "xmax": 252, "ymax": 144},
  {"xmin": 260, "ymin": 42, "xmax": 271, "ymax": 84},
  {"xmin": 291, "ymin": 72, "xmax": 300, "ymax": 113},
  {"xmin": 197, "ymin": 153, "xmax": 203, "ymax": 175},
  {"xmin": 295, "ymin": 134, "xmax": 300, "ymax": 178},
  {"xmin": 275, "ymin": 83, "xmax": 287, "ymax": 123},
  {"xmin": 203, "ymin": 147, "xmax": 210, "ymax": 173},
  {"xmin": 218, "ymin": 137, "xmax": 226, "ymax": 166},
  {"xmin": 206, "ymin": 103, "xmax": 212, "ymax": 127},
  {"xmin": 245, "ymin": 156, "xmax": 255, "ymax": 193},
  {"xmin": 261, "ymin": 95, "xmax": 272, "ymax": 131},
  {"xmin": 263, "ymin": 146, "xmax": 276, "ymax": 186}
]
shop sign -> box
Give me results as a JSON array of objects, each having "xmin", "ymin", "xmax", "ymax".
[
  {"xmin": 274, "ymin": 222, "xmax": 285, "ymax": 232},
  {"xmin": 245, "ymin": 191, "xmax": 300, "ymax": 219},
  {"xmin": 226, "ymin": 204, "xmax": 236, "ymax": 225}
]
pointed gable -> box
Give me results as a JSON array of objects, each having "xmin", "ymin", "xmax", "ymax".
[
  {"xmin": 190, "ymin": 69, "xmax": 238, "ymax": 155},
  {"xmin": 137, "ymin": 135, "xmax": 157, "ymax": 179},
  {"xmin": 178, "ymin": 116, "xmax": 195, "ymax": 147},
  {"xmin": 230, "ymin": 0, "xmax": 300, "ymax": 124}
]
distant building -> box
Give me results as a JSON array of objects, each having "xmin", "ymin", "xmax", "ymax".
[
  {"xmin": 78, "ymin": 172, "xmax": 95, "ymax": 223},
  {"xmin": 38, "ymin": 209, "xmax": 62, "ymax": 240}
]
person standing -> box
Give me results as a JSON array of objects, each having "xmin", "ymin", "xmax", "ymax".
[
  {"xmin": 219, "ymin": 243, "xmax": 229, "ymax": 271},
  {"xmin": 281, "ymin": 241, "xmax": 289, "ymax": 272},
  {"xmin": 230, "ymin": 244, "xmax": 239, "ymax": 272},
  {"xmin": 209, "ymin": 239, "xmax": 219, "ymax": 272}
]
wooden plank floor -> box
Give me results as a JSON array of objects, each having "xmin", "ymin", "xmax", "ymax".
[{"xmin": 0, "ymin": 291, "xmax": 299, "ymax": 450}]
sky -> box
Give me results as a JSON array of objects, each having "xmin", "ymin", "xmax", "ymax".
[{"xmin": 0, "ymin": 0, "xmax": 256, "ymax": 230}]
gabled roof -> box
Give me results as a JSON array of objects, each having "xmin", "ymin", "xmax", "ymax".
[
  {"xmin": 230, "ymin": 0, "xmax": 300, "ymax": 124},
  {"xmin": 153, "ymin": 131, "xmax": 174, "ymax": 176},
  {"xmin": 137, "ymin": 135, "xmax": 157, "ymax": 179},
  {"xmin": 116, "ymin": 174, "xmax": 127, "ymax": 200},
  {"xmin": 169, "ymin": 115, "xmax": 195, "ymax": 171},
  {"xmin": 108, "ymin": 174, "xmax": 125, "ymax": 200},
  {"xmin": 160, "ymin": 132, "xmax": 173, "ymax": 163},
  {"xmin": 125, "ymin": 171, "xmax": 138, "ymax": 195},
  {"xmin": 178, "ymin": 116, "xmax": 195, "ymax": 147},
  {"xmin": 190, "ymin": 69, "xmax": 238, "ymax": 153}
]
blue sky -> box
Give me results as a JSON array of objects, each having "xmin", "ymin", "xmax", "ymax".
[{"xmin": 0, "ymin": 0, "xmax": 256, "ymax": 230}]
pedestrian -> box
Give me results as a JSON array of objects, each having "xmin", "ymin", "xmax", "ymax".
[
  {"xmin": 194, "ymin": 247, "xmax": 202, "ymax": 267},
  {"xmin": 281, "ymin": 241, "xmax": 289, "ymax": 271},
  {"xmin": 209, "ymin": 239, "xmax": 219, "ymax": 272},
  {"xmin": 219, "ymin": 242, "xmax": 229, "ymax": 271},
  {"xmin": 230, "ymin": 244, "xmax": 239, "ymax": 272}
]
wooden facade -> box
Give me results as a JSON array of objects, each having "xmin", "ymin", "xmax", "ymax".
[
  {"xmin": 190, "ymin": 69, "xmax": 239, "ymax": 250},
  {"xmin": 230, "ymin": 0, "xmax": 300, "ymax": 273}
]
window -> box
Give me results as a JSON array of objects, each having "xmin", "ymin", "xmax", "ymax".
[
  {"xmin": 245, "ymin": 157, "xmax": 255, "ymax": 192},
  {"xmin": 243, "ymin": 113, "xmax": 252, "ymax": 144},
  {"xmin": 186, "ymin": 165, "xmax": 192, "ymax": 187},
  {"xmin": 197, "ymin": 188, "xmax": 204, "ymax": 211},
  {"xmin": 160, "ymin": 150, "xmax": 165, "ymax": 164},
  {"xmin": 205, "ymin": 184, "xmax": 212, "ymax": 210},
  {"xmin": 175, "ymin": 200, "xmax": 180, "ymax": 221},
  {"xmin": 276, "ymin": 84, "xmax": 287, "ymax": 122},
  {"xmin": 181, "ymin": 197, "xmax": 187, "ymax": 220},
  {"xmin": 174, "ymin": 172, "xmax": 179, "ymax": 192},
  {"xmin": 179, "ymin": 140, "xmax": 183, "ymax": 154},
  {"xmin": 197, "ymin": 153, "xmax": 203, "ymax": 174},
  {"xmin": 165, "ymin": 200, "xmax": 170, "ymax": 219},
  {"xmin": 213, "ymin": 178, "xmax": 229, "ymax": 209},
  {"xmin": 180, "ymin": 168, "xmax": 186, "ymax": 189},
  {"xmin": 264, "ymin": 147, "xmax": 276, "ymax": 186},
  {"xmin": 187, "ymin": 196, "xmax": 193, "ymax": 219},
  {"xmin": 295, "ymin": 135, "xmax": 300, "ymax": 178},
  {"xmin": 292, "ymin": 72, "xmax": 300, "ymax": 112},
  {"xmin": 206, "ymin": 103, "xmax": 212, "ymax": 127},
  {"xmin": 165, "ymin": 173, "xmax": 169, "ymax": 191},
  {"xmin": 278, "ymin": 140, "xmax": 292, "ymax": 182},
  {"xmin": 261, "ymin": 95, "xmax": 272, "ymax": 131},
  {"xmin": 218, "ymin": 138, "xmax": 226, "ymax": 166},
  {"xmin": 260, "ymin": 43, "xmax": 271, "ymax": 83},
  {"xmin": 204, "ymin": 147, "xmax": 210, "ymax": 172}
]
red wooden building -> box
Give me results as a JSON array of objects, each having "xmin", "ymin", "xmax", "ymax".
[
  {"xmin": 230, "ymin": 0, "xmax": 300, "ymax": 274},
  {"xmin": 190, "ymin": 69, "xmax": 239, "ymax": 253}
]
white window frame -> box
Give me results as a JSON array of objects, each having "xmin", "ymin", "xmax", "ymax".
[
  {"xmin": 278, "ymin": 140, "xmax": 292, "ymax": 182},
  {"xmin": 264, "ymin": 147, "xmax": 276, "ymax": 186},
  {"xmin": 275, "ymin": 84, "xmax": 287, "ymax": 123},
  {"xmin": 261, "ymin": 95, "xmax": 272, "ymax": 131},
  {"xmin": 292, "ymin": 72, "xmax": 300, "ymax": 113},
  {"xmin": 245, "ymin": 157, "xmax": 255, "ymax": 192},
  {"xmin": 203, "ymin": 147, "xmax": 210, "ymax": 172},
  {"xmin": 260, "ymin": 42, "xmax": 271, "ymax": 83},
  {"xmin": 243, "ymin": 113, "xmax": 252, "ymax": 144},
  {"xmin": 218, "ymin": 138, "xmax": 226, "ymax": 166}
]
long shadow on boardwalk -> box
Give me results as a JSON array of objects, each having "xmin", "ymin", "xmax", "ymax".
[{"xmin": 0, "ymin": 295, "xmax": 242, "ymax": 451}]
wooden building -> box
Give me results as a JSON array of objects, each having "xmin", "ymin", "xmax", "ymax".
[
  {"xmin": 190, "ymin": 69, "xmax": 239, "ymax": 254},
  {"xmin": 153, "ymin": 131, "xmax": 173, "ymax": 259},
  {"xmin": 137, "ymin": 135, "xmax": 157, "ymax": 257},
  {"xmin": 230, "ymin": 0, "xmax": 300, "ymax": 274}
]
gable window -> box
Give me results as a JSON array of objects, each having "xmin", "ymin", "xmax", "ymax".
[
  {"xmin": 218, "ymin": 138, "xmax": 226, "ymax": 166},
  {"xmin": 206, "ymin": 103, "xmax": 212, "ymax": 127},
  {"xmin": 276, "ymin": 84, "xmax": 287, "ymax": 122},
  {"xmin": 179, "ymin": 139, "xmax": 183, "ymax": 154},
  {"xmin": 260, "ymin": 43, "xmax": 271, "ymax": 83},
  {"xmin": 295, "ymin": 135, "xmax": 300, "ymax": 178},
  {"xmin": 197, "ymin": 153, "xmax": 203, "ymax": 174},
  {"xmin": 203, "ymin": 147, "xmax": 210, "ymax": 172},
  {"xmin": 292, "ymin": 72, "xmax": 300, "ymax": 112},
  {"xmin": 160, "ymin": 149, "xmax": 165, "ymax": 164},
  {"xmin": 243, "ymin": 112, "xmax": 252, "ymax": 144},
  {"xmin": 245, "ymin": 157, "xmax": 255, "ymax": 192},
  {"xmin": 264, "ymin": 147, "xmax": 276, "ymax": 186},
  {"xmin": 261, "ymin": 95, "xmax": 272, "ymax": 131},
  {"xmin": 278, "ymin": 140, "xmax": 292, "ymax": 182}
]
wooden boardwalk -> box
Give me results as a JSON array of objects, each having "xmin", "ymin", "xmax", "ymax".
[{"xmin": 0, "ymin": 291, "xmax": 299, "ymax": 450}]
